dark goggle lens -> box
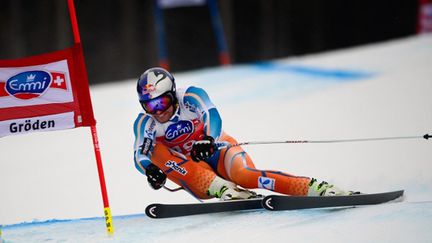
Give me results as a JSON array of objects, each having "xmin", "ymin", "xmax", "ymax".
[{"xmin": 141, "ymin": 94, "xmax": 173, "ymax": 114}]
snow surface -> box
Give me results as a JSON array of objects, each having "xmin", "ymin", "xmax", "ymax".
[{"xmin": 1, "ymin": 34, "xmax": 431, "ymax": 242}]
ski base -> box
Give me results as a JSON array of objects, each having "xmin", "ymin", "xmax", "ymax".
[
  {"xmin": 145, "ymin": 198, "xmax": 263, "ymax": 218},
  {"xmin": 263, "ymin": 190, "xmax": 404, "ymax": 211}
]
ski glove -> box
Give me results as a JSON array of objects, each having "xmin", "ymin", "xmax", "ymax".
[
  {"xmin": 191, "ymin": 136, "xmax": 218, "ymax": 162},
  {"xmin": 145, "ymin": 164, "xmax": 167, "ymax": 190}
]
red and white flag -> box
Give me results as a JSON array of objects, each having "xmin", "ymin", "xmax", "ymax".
[{"xmin": 0, "ymin": 44, "xmax": 95, "ymax": 137}]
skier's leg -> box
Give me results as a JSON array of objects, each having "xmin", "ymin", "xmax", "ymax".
[
  {"xmin": 151, "ymin": 143, "xmax": 216, "ymax": 199},
  {"xmin": 223, "ymin": 145, "xmax": 310, "ymax": 196},
  {"xmin": 151, "ymin": 143, "xmax": 258, "ymax": 200},
  {"xmin": 217, "ymin": 133, "xmax": 308, "ymax": 196},
  {"xmin": 218, "ymin": 134, "xmax": 356, "ymax": 196}
]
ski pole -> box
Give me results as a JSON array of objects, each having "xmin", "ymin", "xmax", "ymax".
[
  {"xmin": 217, "ymin": 133, "xmax": 431, "ymax": 148},
  {"xmin": 163, "ymin": 185, "xmax": 204, "ymax": 202},
  {"xmin": 163, "ymin": 185, "xmax": 184, "ymax": 192}
]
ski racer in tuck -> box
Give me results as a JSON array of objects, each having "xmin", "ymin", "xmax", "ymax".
[{"xmin": 133, "ymin": 67, "xmax": 357, "ymax": 200}]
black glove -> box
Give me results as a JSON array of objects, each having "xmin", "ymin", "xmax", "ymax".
[
  {"xmin": 145, "ymin": 164, "xmax": 167, "ymax": 190},
  {"xmin": 191, "ymin": 136, "xmax": 218, "ymax": 162}
]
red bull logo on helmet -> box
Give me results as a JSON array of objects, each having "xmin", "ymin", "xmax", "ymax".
[
  {"xmin": 142, "ymin": 84, "xmax": 156, "ymax": 95},
  {"xmin": 1, "ymin": 70, "xmax": 67, "ymax": 100}
]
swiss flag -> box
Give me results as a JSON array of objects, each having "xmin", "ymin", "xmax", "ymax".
[{"xmin": 50, "ymin": 72, "xmax": 68, "ymax": 90}]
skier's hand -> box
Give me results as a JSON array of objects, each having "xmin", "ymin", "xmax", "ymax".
[
  {"xmin": 191, "ymin": 136, "xmax": 218, "ymax": 162},
  {"xmin": 145, "ymin": 164, "xmax": 167, "ymax": 190}
]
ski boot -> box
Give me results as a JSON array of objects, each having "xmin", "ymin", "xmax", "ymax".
[
  {"xmin": 307, "ymin": 178, "xmax": 360, "ymax": 196},
  {"xmin": 207, "ymin": 176, "xmax": 261, "ymax": 201}
]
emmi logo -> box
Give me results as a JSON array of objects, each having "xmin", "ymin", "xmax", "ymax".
[
  {"xmin": 6, "ymin": 70, "xmax": 51, "ymax": 100},
  {"xmin": 165, "ymin": 120, "xmax": 194, "ymax": 142}
]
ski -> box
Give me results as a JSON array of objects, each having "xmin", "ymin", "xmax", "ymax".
[
  {"xmin": 262, "ymin": 190, "xmax": 404, "ymax": 211},
  {"xmin": 146, "ymin": 190, "xmax": 404, "ymax": 218},
  {"xmin": 145, "ymin": 198, "xmax": 263, "ymax": 218}
]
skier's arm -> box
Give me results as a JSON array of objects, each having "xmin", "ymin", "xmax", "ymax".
[
  {"xmin": 183, "ymin": 86, "xmax": 223, "ymax": 161},
  {"xmin": 133, "ymin": 113, "xmax": 167, "ymax": 189},
  {"xmin": 133, "ymin": 113, "xmax": 156, "ymax": 175},
  {"xmin": 183, "ymin": 86, "xmax": 222, "ymax": 140}
]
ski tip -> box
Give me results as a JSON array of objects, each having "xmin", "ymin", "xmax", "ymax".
[
  {"xmin": 145, "ymin": 204, "xmax": 160, "ymax": 219},
  {"xmin": 393, "ymin": 190, "xmax": 405, "ymax": 202},
  {"xmin": 394, "ymin": 189, "xmax": 405, "ymax": 198}
]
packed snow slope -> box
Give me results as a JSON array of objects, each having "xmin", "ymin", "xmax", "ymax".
[{"xmin": 1, "ymin": 34, "xmax": 431, "ymax": 242}]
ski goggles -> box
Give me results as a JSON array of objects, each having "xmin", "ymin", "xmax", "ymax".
[{"xmin": 140, "ymin": 93, "xmax": 174, "ymax": 114}]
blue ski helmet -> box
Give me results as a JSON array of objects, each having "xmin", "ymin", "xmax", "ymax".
[
  {"xmin": 137, "ymin": 67, "xmax": 177, "ymax": 112},
  {"xmin": 137, "ymin": 67, "xmax": 176, "ymax": 102}
]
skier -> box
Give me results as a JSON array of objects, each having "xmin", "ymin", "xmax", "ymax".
[{"xmin": 133, "ymin": 67, "xmax": 356, "ymax": 200}]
